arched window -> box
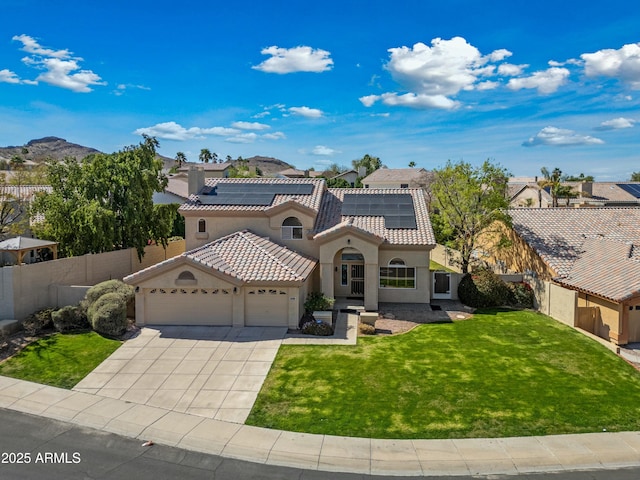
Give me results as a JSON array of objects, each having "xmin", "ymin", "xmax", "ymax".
[
  {"xmin": 197, "ymin": 219, "xmax": 206, "ymax": 233},
  {"xmin": 281, "ymin": 216, "xmax": 303, "ymax": 240},
  {"xmin": 379, "ymin": 258, "xmax": 416, "ymax": 289},
  {"xmin": 176, "ymin": 270, "xmax": 197, "ymax": 286}
]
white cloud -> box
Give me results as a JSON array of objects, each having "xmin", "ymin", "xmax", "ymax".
[
  {"xmin": 312, "ymin": 145, "xmax": 341, "ymax": 156},
  {"xmin": 231, "ymin": 121, "xmax": 270, "ymax": 130},
  {"xmin": 581, "ymin": 42, "xmax": 640, "ymax": 89},
  {"xmin": 289, "ymin": 106, "xmax": 324, "ymax": 118},
  {"xmin": 497, "ymin": 63, "xmax": 528, "ymax": 76},
  {"xmin": 360, "ymin": 92, "xmax": 460, "ymax": 110},
  {"xmin": 114, "ymin": 83, "xmax": 150, "ymax": 96},
  {"xmin": 0, "ymin": 69, "xmax": 21, "ymax": 84},
  {"xmin": 133, "ymin": 122, "xmax": 240, "ymax": 140},
  {"xmin": 506, "ymin": 67, "xmax": 570, "ymax": 94},
  {"xmin": 476, "ymin": 80, "xmax": 500, "ymax": 91},
  {"xmin": 262, "ymin": 131, "xmax": 286, "ymax": 140},
  {"xmin": 8, "ymin": 34, "xmax": 105, "ymax": 92},
  {"xmin": 488, "ymin": 49, "xmax": 512, "ymax": 62},
  {"xmin": 252, "ymin": 45, "xmax": 333, "ymax": 74},
  {"xmin": 226, "ymin": 133, "xmax": 258, "ymax": 144},
  {"xmin": 522, "ymin": 126, "xmax": 604, "ymax": 147},
  {"xmin": 596, "ymin": 117, "xmax": 636, "ymax": 130}
]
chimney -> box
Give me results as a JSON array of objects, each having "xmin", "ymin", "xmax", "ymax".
[
  {"xmin": 188, "ymin": 165, "xmax": 205, "ymax": 195},
  {"xmin": 304, "ymin": 169, "xmax": 310, "ymax": 178},
  {"xmin": 578, "ymin": 182, "xmax": 592, "ymax": 197}
]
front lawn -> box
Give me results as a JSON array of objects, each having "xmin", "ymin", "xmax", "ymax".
[
  {"xmin": 247, "ymin": 309, "xmax": 640, "ymax": 439},
  {"xmin": 0, "ymin": 332, "xmax": 121, "ymax": 389}
]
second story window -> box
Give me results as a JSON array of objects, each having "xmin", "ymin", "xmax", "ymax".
[
  {"xmin": 281, "ymin": 216, "xmax": 303, "ymax": 240},
  {"xmin": 197, "ymin": 218, "xmax": 206, "ymax": 233}
]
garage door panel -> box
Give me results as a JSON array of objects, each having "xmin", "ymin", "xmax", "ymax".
[
  {"xmin": 245, "ymin": 289, "xmax": 288, "ymax": 326},
  {"xmin": 145, "ymin": 288, "xmax": 232, "ymax": 325}
]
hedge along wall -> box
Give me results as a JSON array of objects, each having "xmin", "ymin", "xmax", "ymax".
[{"xmin": 1, "ymin": 240, "xmax": 185, "ymax": 320}]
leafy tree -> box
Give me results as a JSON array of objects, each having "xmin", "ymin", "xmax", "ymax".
[
  {"xmin": 199, "ymin": 148, "xmax": 212, "ymax": 164},
  {"xmin": 324, "ymin": 177, "xmax": 351, "ymax": 188},
  {"xmin": 430, "ymin": 160, "xmax": 511, "ymax": 273},
  {"xmin": 408, "ymin": 161, "xmax": 416, "ymax": 168},
  {"xmin": 0, "ymin": 173, "xmax": 27, "ymax": 239},
  {"xmin": 631, "ymin": 172, "xmax": 640, "ymax": 182},
  {"xmin": 564, "ymin": 173, "xmax": 594, "ymax": 182},
  {"xmin": 31, "ymin": 136, "xmax": 171, "ymax": 259},
  {"xmin": 175, "ymin": 151, "xmax": 187, "ymax": 168},
  {"xmin": 352, "ymin": 154, "xmax": 382, "ymax": 177}
]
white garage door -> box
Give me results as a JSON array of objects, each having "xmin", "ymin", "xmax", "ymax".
[
  {"xmin": 144, "ymin": 287, "xmax": 232, "ymax": 325},
  {"xmin": 245, "ymin": 288, "xmax": 289, "ymax": 326}
]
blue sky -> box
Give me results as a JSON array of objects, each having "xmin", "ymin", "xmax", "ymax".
[{"xmin": 1, "ymin": 0, "xmax": 639, "ymax": 180}]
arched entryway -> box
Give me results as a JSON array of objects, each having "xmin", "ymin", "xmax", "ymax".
[{"xmin": 334, "ymin": 248, "xmax": 365, "ymax": 298}]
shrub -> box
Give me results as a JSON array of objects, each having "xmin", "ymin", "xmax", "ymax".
[
  {"xmin": 507, "ymin": 282, "xmax": 535, "ymax": 308},
  {"xmin": 83, "ymin": 280, "xmax": 134, "ymax": 310},
  {"xmin": 303, "ymin": 292, "xmax": 335, "ymax": 314},
  {"xmin": 458, "ymin": 268, "xmax": 510, "ymax": 308},
  {"xmin": 298, "ymin": 312, "xmax": 315, "ymax": 329},
  {"xmin": 359, "ymin": 323, "xmax": 376, "ymax": 335},
  {"xmin": 22, "ymin": 307, "xmax": 54, "ymax": 335},
  {"xmin": 87, "ymin": 292, "xmax": 128, "ymax": 337},
  {"xmin": 301, "ymin": 320, "xmax": 334, "ymax": 336},
  {"xmin": 51, "ymin": 306, "xmax": 90, "ymax": 333}
]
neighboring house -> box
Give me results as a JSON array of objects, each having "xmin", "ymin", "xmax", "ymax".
[
  {"xmin": 277, "ymin": 168, "xmax": 324, "ymax": 179},
  {"xmin": 177, "ymin": 162, "xmax": 232, "ymax": 179},
  {"xmin": 362, "ymin": 168, "xmax": 432, "ymax": 189},
  {"xmin": 481, "ymin": 208, "xmax": 640, "ymax": 345},
  {"xmin": 152, "ymin": 174, "xmax": 190, "ymax": 205},
  {"xmin": 509, "ymin": 181, "xmax": 640, "ymax": 208},
  {"xmin": 124, "ymin": 167, "xmax": 436, "ymax": 328},
  {"xmin": 331, "ymin": 169, "xmax": 359, "ymax": 187}
]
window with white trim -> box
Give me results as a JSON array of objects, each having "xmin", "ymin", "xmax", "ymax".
[
  {"xmin": 281, "ymin": 216, "xmax": 303, "ymax": 240},
  {"xmin": 379, "ymin": 258, "xmax": 416, "ymax": 289}
]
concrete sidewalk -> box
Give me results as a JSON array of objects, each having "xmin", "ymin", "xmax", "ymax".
[{"xmin": 1, "ymin": 374, "xmax": 640, "ymax": 476}]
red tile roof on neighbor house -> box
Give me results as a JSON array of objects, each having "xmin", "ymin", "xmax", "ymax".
[
  {"xmin": 126, "ymin": 230, "xmax": 317, "ymax": 284},
  {"xmin": 179, "ymin": 177, "xmax": 325, "ymax": 214},
  {"xmin": 509, "ymin": 208, "xmax": 640, "ymax": 302},
  {"xmin": 313, "ymin": 188, "xmax": 436, "ymax": 246}
]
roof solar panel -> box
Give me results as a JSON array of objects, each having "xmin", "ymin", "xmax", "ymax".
[
  {"xmin": 215, "ymin": 183, "xmax": 315, "ymax": 195},
  {"xmin": 198, "ymin": 193, "xmax": 275, "ymax": 206},
  {"xmin": 618, "ymin": 183, "xmax": 640, "ymax": 198},
  {"xmin": 342, "ymin": 194, "xmax": 417, "ymax": 229}
]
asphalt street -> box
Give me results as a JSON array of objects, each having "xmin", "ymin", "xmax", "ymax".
[{"xmin": 0, "ymin": 408, "xmax": 639, "ymax": 480}]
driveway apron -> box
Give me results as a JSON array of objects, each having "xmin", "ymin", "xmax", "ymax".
[{"xmin": 74, "ymin": 326, "xmax": 286, "ymax": 423}]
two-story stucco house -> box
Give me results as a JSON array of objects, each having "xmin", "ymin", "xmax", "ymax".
[{"xmin": 124, "ymin": 167, "xmax": 436, "ymax": 328}]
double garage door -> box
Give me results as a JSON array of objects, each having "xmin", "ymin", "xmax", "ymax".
[
  {"xmin": 143, "ymin": 287, "xmax": 289, "ymax": 326},
  {"xmin": 145, "ymin": 288, "xmax": 233, "ymax": 325}
]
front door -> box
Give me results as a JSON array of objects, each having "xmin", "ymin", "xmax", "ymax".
[{"xmin": 350, "ymin": 264, "xmax": 364, "ymax": 295}]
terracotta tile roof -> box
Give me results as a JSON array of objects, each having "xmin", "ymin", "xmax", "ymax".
[
  {"xmin": 179, "ymin": 177, "xmax": 325, "ymax": 214},
  {"xmin": 313, "ymin": 188, "xmax": 435, "ymax": 245},
  {"xmin": 0, "ymin": 184, "xmax": 51, "ymax": 202},
  {"xmin": 126, "ymin": 230, "xmax": 317, "ymax": 284},
  {"xmin": 509, "ymin": 208, "xmax": 640, "ymax": 301},
  {"xmin": 361, "ymin": 168, "xmax": 429, "ymax": 184},
  {"xmin": 164, "ymin": 177, "xmax": 189, "ymax": 199},
  {"xmin": 178, "ymin": 162, "xmax": 232, "ymax": 172},
  {"xmin": 590, "ymin": 182, "xmax": 640, "ymax": 203}
]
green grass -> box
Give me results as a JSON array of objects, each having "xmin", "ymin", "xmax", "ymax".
[
  {"xmin": 429, "ymin": 259, "xmax": 454, "ymax": 271},
  {"xmin": 247, "ymin": 309, "xmax": 640, "ymax": 439},
  {"xmin": 0, "ymin": 332, "xmax": 121, "ymax": 389}
]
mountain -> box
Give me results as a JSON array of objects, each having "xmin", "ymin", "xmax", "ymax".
[
  {"xmin": 0, "ymin": 136, "xmax": 175, "ymax": 169},
  {"xmin": 233, "ymin": 155, "xmax": 294, "ymax": 176}
]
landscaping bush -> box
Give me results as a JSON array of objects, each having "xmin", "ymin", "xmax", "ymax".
[
  {"xmin": 22, "ymin": 307, "xmax": 54, "ymax": 335},
  {"xmin": 303, "ymin": 292, "xmax": 335, "ymax": 314},
  {"xmin": 458, "ymin": 268, "xmax": 510, "ymax": 308},
  {"xmin": 301, "ymin": 320, "xmax": 334, "ymax": 336},
  {"xmin": 359, "ymin": 323, "xmax": 376, "ymax": 335},
  {"xmin": 51, "ymin": 306, "xmax": 90, "ymax": 333},
  {"xmin": 298, "ymin": 312, "xmax": 315, "ymax": 329},
  {"xmin": 82, "ymin": 279, "xmax": 135, "ymax": 318},
  {"xmin": 87, "ymin": 292, "xmax": 128, "ymax": 337},
  {"xmin": 507, "ymin": 282, "xmax": 535, "ymax": 308}
]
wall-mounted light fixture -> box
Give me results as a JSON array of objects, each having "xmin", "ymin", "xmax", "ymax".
[{"xmin": 347, "ymin": 238, "xmax": 351, "ymax": 245}]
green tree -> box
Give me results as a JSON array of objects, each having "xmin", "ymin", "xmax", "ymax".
[
  {"xmin": 32, "ymin": 136, "xmax": 171, "ymax": 259},
  {"xmin": 175, "ymin": 151, "xmax": 187, "ymax": 168},
  {"xmin": 538, "ymin": 167, "xmax": 563, "ymax": 207},
  {"xmin": 212, "ymin": 152, "xmax": 219, "ymax": 164},
  {"xmin": 631, "ymin": 172, "xmax": 640, "ymax": 181},
  {"xmin": 408, "ymin": 161, "xmax": 416, "ymax": 168},
  {"xmin": 199, "ymin": 148, "xmax": 212, "ymax": 164},
  {"xmin": 0, "ymin": 173, "xmax": 27, "ymax": 239},
  {"xmin": 430, "ymin": 160, "xmax": 511, "ymax": 274},
  {"xmin": 352, "ymin": 154, "xmax": 382, "ymax": 177},
  {"xmin": 564, "ymin": 173, "xmax": 594, "ymax": 182}
]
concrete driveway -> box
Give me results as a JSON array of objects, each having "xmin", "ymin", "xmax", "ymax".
[{"xmin": 74, "ymin": 326, "xmax": 286, "ymax": 423}]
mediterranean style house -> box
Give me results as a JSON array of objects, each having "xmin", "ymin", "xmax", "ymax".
[
  {"xmin": 124, "ymin": 167, "xmax": 436, "ymax": 328},
  {"xmin": 480, "ymin": 207, "xmax": 640, "ymax": 345}
]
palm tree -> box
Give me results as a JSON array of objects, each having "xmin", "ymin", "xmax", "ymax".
[
  {"xmin": 199, "ymin": 148, "xmax": 212, "ymax": 164},
  {"xmin": 175, "ymin": 151, "xmax": 187, "ymax": 168},
  {"xmin": 538, "ymin": 167, "xmax": 563, "ymax": 207},
  {"xmin": 212, "ymin": 152, "xmax": 219, "ymax": 164}
]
